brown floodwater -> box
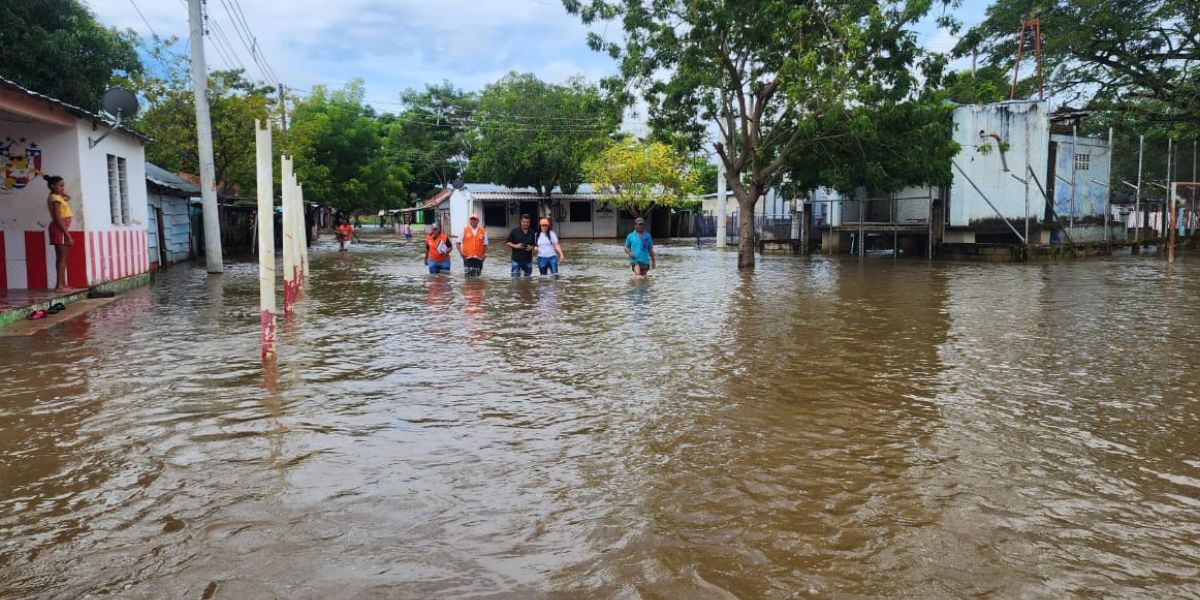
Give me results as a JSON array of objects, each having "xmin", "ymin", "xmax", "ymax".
[{"xmin": 2, "ymin": 236, "xmax": 1199, "ymax": 598}]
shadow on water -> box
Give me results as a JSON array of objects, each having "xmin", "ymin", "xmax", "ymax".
[{"xmin": 1, "ymin": 238, "xmax": 1199, "ymax": 597}]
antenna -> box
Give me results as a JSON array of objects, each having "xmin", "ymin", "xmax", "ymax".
[{"xmin": 88, "ymin": 88, "xmax": 140, "ymax": 149}]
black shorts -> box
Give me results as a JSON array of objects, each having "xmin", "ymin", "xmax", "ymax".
[{"xmin": 464, "ymin": 257, "xmax": 484, "ymax": 277}]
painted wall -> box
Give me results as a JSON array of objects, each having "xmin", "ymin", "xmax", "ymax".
[
  {"xmin": 0, "ymin": 118, "xmax": 83, "ymax": 289},
  {"xmin": 1050, "ymin": 134, "xmax": 1112, "ymax": 220},
  {"xmin": 74, "ymin": 120, "xmax": 149, "ymax": 286},
  {"xmin": 949, "ymin": 101, "xmax": 1050, "ymax": 227}
]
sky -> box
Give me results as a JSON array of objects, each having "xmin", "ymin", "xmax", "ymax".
[{"xmin": 86, "ymin": 0, "xmax": 991, "ymax": 128}]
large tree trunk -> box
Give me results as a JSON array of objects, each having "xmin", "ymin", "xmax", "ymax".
[{"xmin": 736, "ymin": 191, "xmax": 758, "ymax": 269}]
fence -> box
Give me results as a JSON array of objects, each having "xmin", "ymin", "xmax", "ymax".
[{"xmin": 839, "ymin": 194, "xmax": 932, "ymax": 225}]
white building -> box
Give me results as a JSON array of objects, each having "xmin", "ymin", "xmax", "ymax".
[{"xmin": 1, "ymin": 77, "xmax": 150, "ymax": 292}]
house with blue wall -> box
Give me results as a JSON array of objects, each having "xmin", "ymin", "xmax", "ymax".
[{"xmin": 145, "ymin": 163, "xmax": 196, "ymax": 268}]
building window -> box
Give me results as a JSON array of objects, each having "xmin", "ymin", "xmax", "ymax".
[
  {"xmin": 107, "ymin": 154, "xmax": 130, "ymax": 224},
  {"xmin": 569, "ymin": 201, "xmax": 592, "ymax": 222},
  {"xmin": 1074, "ymin": 152, "xmax": 1090, "ymax": 171},
  {"xmin": 483, "ymin": 202, "xmax": 507, "ymax": 227}
]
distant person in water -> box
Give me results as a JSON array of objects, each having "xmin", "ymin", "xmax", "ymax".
[
  {"xmin": 457, "ymin": 213, "xmax": 488, "ymax": 277},
  {"xmin": 535, "ymin": 217, "xmax": 564, "ymax": 277},
  {"xmin": 44, "ymin": 175, "xmax": 73, "ymax": 292},
  {"xmin": 403, "ymin": 218, "xmax": 413, "ymax": 244},
  {"xmin": 624, "ymin": 217, "xmax": 656, "ymax": 275},
  {"xmin": 424, "ymin": 222, "xmax": 452, "ymax": 274},
  {"xmin": 335, "ymin": 219, "xmax": 355, "ymax": 251},
  {"xmin": 506, "ymin": 214, "xmax": 536, "ymax": 277}
]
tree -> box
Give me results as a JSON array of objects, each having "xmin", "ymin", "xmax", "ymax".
[
  {"xmin": 957, "ymin": 0, "xmax": 1200, "ymax": 128},
  {"xmin": 584, "ymin": 138, "xmax": 701, "ymax": 216},
  {"xmin": 0, "ymin": 0, "xmax": 141, "ymax": 110},
  {"xmin": 127, "ymin": 41, "xmax": 274, "ymax": 198},
  {"xmin": 469, "ymin": 72, "xmax": 619, "ymax": 195},
  {"xmin": 288, "ymin": 81, "xmax": 411, "ymax": 212},
  {"xmin": 690, "ymin": 158, "xmax": 719, "ymax": 195},
  {"xmin": 566, "ymin": 0, "xmax": 940, "ymax": 269},
  {"xmin": 386, "ymin": 82, "xmax": 478, "ymax": 198}
]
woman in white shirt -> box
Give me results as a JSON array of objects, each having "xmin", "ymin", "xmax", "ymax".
[{"xmin": 535, "ymin": 217, "xmax": 565, "ymax": 277}]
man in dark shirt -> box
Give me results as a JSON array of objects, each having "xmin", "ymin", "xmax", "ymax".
[{"xmin": 505, "ymin": 214, "xmax": 537, "ymax": 277}]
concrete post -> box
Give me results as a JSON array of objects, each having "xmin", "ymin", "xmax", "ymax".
[
  {"xmin": 281, "ymin": 156, "xmax": 296, "ymax": 317},
  {"xmin": 255, "ymin": 121, "xmax": 276, "ymax": 360},
  {"xmin": 715, "ymin": 160, "xmax": 727, "ymax": 248},
  {"xmin": 188, "ymin": 0, "xmax": 223, "ymax": 273}
]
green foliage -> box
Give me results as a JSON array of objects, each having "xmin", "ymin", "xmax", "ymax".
[
  {"xmin": 958, "ymin": 0, "xmax": 1200, "ymax": 129},
  {"xmin": 565, "ymin": 0, "xmax": 940, "ymax": 267},
  {"xmin": 933, "ymin": 66, "xmax": 1013, "ymax": 105},
  {"xmin": 0, "ymin": 0, "xmax": 141, "ymax": 110},
  {"xmin": 385, "ymin": 82, "xmax": 477, "ymax": 198},
  {"xmin": 125, "ymin": 40, "xmax": 273, "ymax": 199},
  {"xmin": 288, "ymin": 80, "xmax": 411, "ymax": 212},
  {"xmin": 689, "ymin": 158, "xmax": 718, "ymax": 195},
  {"xmin": 584, "ymin": 138, "xmax": 701, "ymax": 216},
  {"xmin": 468, "ymin": 72, "xmax": 619, "ymax": 195},
  {"xmin": 785, "ymin": 99, "xmax": 958, "ymax": 195}
]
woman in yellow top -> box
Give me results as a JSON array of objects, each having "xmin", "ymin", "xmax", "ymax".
[{"xmin": 44, "ymin": 175, "xmax": 73, "ymax": 292}]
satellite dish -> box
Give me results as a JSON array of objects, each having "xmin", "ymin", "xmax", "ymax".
[
  {"xmin": 101, "ymin": 87, "xmax": 139, "ymax": 119},
  {"xmin": 89, "ymin": 87, "xmax": 139, "ymax": 149}
]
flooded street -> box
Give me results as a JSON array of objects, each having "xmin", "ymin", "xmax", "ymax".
[{"xmin": 2, "ymin": 237, "xmax": 1199, "ymax": 598}]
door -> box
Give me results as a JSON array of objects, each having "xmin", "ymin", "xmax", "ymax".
[{"xmin": 519, "ymin": 201, "xmax": 539, "ymax": 222}]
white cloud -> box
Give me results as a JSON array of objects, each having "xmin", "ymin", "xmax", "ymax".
[{"xmin": 86, "ymin": 0, "xmax": 618, "ymax": 108}]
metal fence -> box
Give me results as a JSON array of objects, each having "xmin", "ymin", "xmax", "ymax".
[{"xmin": 840, "ymin": 195, "xmax": 932, "ymax": 225}]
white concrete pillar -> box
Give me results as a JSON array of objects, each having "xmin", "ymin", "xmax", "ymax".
[
  {"xmin": 255, "ymin": 120, "xmax": 276, "ymax": 359},
  {"xmin": 716, "ymin": 160, "xmax": 728, "ymax": 248}
]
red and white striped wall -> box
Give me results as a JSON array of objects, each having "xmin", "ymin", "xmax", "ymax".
[{"xmin": 1, "ymin": 228, "xmax": 148, "ymax": 290}]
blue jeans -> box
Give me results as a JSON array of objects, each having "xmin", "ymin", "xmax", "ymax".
[
  {"xmin": 510, "ymin": 260, "xmax": 532, "ymax": 277},
  {"xmin": 427, "ymin": 259, "xmax": 451, "ymax": 274},
  {"xmin": 537, "ymin": 255, "xmax": 559, "ymax": 275}
]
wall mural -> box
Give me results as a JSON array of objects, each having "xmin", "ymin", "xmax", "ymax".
[{"xmin": 0, "ymin": 137, "xmax": 43, "ymax": 193}]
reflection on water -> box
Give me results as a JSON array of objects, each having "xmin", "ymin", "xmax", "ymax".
[{"xmin": 2, "ymin": 238, "xmax": 1199, "ymax": 597}]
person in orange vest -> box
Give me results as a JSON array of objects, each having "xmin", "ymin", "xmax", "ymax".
[
  {"xmin": 457, "ymin": 212, "xmax": 488, "ymax": 277},
  {"xmin": 423, "ymin": 222, "xmax": 452, "ymax": 274}
]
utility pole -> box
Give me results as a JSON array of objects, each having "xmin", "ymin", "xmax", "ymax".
[
  {"xmin": 188, "ymin": 0, "xmax": 223, "ymax": 273},
  {"xmin": 716, "ymin": 158, "xmax": 727, "ymax": 248},
  {"xmin": 1135, "ymin": 134, "xmax": 1143, "ymax": 243},
  {"xmin": 278, "ymin": 83, "xmax": 289, "ymax": 150}
]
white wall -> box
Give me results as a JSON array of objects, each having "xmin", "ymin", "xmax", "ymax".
[
  {"xmin": 949, "ymin": 101, "xmax": 1050, "ymax": 227},
  {"xmin": 74, "ymin": 120, "xmax": 149, "ymax": 285},
  {"xmin": 1, "ymin": 118, "xmax": 82, "ymax": 288}
]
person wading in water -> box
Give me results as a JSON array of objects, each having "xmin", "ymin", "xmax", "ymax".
[
  {"xmin": 624, "ymin": 217, "xmax": 656, "ymax": 276},
  {"xmin": 505, "ymin": 214, "xmax": 536, "ymax": 277},
  {"xmin": 457, "ymin": 213, "xmax": 488, "ymax": 277}
]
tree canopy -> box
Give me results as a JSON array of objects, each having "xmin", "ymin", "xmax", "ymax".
[
  {"xmin": 958, "ymin": 0, "xmax": 1199, "ymax": 131},
  {"xmin": 288, "ymin": 81, "xmax": 411, "ymax": 212},
  {"xmin": 386, "ymin": 82, "xmax": 477, "ymax": 198},
  {"xmin": 468, "ymin": 72, "xmax": 619, "ymax": 195},
  {"xmin": 566, "ymin": 0, "xmax": 941, "ymax": 268},
  {"xmin": 0, "ymin": 0, "xmax": 141, "ymax": 110},
  {"xmin": 125, "ymin": 40, "xmax": 273, "ymax": 198},
  {"xmin": 584, "ymin": 138, "xmax": 701, "ymax": 216}
]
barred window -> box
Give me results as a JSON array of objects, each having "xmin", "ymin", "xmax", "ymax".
[
  {"xmin": 1074, "ymin": 152, "xmax": 1090, "ymax": 172},
  {"xmin": 107, "ymin": 155, "xmax": 130, "ymax": 224}
]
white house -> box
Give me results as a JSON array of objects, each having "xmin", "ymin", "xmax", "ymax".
[
  {"xmin": 1, "ymin": 77, "xmax": 150, "ymax": 292},
  {"xmin": 425, "ymin": 183, "xmax": 618, "ymax": 241}
]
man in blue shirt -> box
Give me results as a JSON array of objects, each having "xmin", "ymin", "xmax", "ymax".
[{"xmin": 623, "ymin": 217, "xmax": 656, "ymax": 275}]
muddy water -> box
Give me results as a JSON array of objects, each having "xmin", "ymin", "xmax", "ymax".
[{"xmin": 2, "ymin": 237, "xmax": 1199, "ymax": 598}]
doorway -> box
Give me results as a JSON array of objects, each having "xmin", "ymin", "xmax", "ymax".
[{"xmin": 154, "ymin": 207, "xmax": 167, "ymax": 266}]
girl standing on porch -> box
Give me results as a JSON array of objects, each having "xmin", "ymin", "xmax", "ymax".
[{"xmin": 44, "ymin": 175, "xmax": 73, "ymax": 292}]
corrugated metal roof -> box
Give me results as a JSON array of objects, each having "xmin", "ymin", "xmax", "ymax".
[
  {"xmin": 471, "ymin": 192, "xmax": 609, "ymax": 201},
  {"xmin": 460, "ymin": 182, "xmax": 600, "ymax": 194},
  {"xmin": 0, "ymin": 76, "xmax": 151, "ymax": 142},
  {"xmin": 146, "ymin": 162, "xmax": 200, "ymax": 195}
]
